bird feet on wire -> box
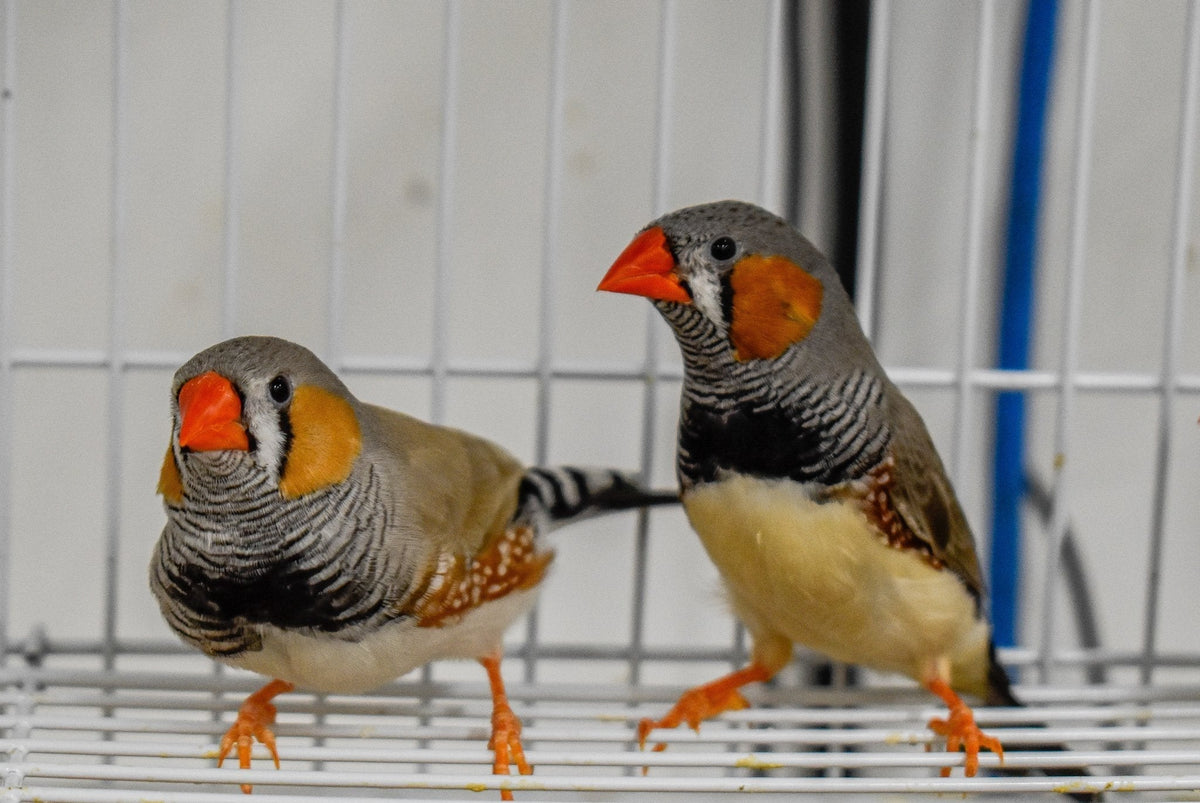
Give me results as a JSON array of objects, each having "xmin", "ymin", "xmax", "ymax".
[
  {"xmin": 488, "ymin": 698, "xmax": 532, "ymax": 801},
  {"xmin": 216, "ymin": 679, "xmax": 295, "ymax": 794},
  {"xmin": 636, "ymin": 662, "xmax": 772, "ymax": 754},
  {"xmin": 479, "ymin": 654, "xmax": 532, "ymax": 801},
  {"xmin": 925, "ymin": 677, "xmax": 1004, "ymax": 777}
]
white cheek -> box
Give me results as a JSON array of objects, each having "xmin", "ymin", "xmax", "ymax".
[
  {"xmin": 244, "ymin": 398, "xmax": 286, "ymax": 479},
  {"xmin": 688, "ymin": 270, "xmax": 726, "ymax": 330}
]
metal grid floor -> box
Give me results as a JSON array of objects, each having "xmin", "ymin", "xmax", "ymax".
[{"xmin": 3, "ymin": 657, "xmax": 1200, "ymax": 801}]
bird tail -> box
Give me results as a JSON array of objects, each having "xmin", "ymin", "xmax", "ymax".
[
  {"xmin": 514, "ymin": 466, "xmax": 677, "ymax": 529},
  {"xmin": 986, "ymin": 645, "xmax": 1100, "ymax": 801},
  {"xmin": 985, "ymin": 642, "xmax": 1021, "ymax": 708}
]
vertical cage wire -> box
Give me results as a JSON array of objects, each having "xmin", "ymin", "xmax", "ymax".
[
  {"xmin": 221, "ymin": 0, "xmax": 241, "ymax": 340},
  {"xmin": 1142, "ymin": 0, "xmax": 1200, "ymax": 686},
  {"xmin": 726, "ymin": 0, "xmax": 792, "ymax": 675},
  {"xmin": 325, "ymin": 0, "xmax": 349, "ymax": 369},
  {"xmin": 524, "ymin": 0, "xmax": 570, "ymax": 683},
  {"xmin": 756, "ymin": 0, "xmax": 786, "ymax": 210},
  {"xmin": 0, "ymin": 0, "xmax": 15, "ymax": 667},
  {"xmin": 307, "ymin": 1, "xmax": 352, "ymax": 769},
  {"xmin": 100, "ymin": 0, "xmax": 127, "ymax": 670},
  {"xmin": 1037, "ymin": 0, "xmax": 1099, "ymax": 684},
  {"xmin": 429, "ymin": 0, "xmax": 460, "ymax": 429},
  {"xmin": 211, "ymin": 0, "xmax": 246, "ymax": 701},
  {"xmin": 627, "ymin": 0, "xmax": 678, "ymax": 686},
  {"xmin": 533, "ymin": 0, "xmax": 569, "ymax": 493},
  {"xmin": 650, "ymin": 0, "xmax": 677, "ymax": 219},
  {"xmin": 855, "ymin": 0, "xmax": 891, "ymax": 342},
  {"xmin": 949, "ymin": 0, "xmax": 996, "ymax": 486},
  {"xmin": 415, "ymin": 0, "xmax": 464, "ymax": 713}
]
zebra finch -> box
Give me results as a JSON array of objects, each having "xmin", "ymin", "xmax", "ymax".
[
  {"xmin": 598, "ymin": 200, "xmax": 1094, "ymax": 794},
  {"xmin": 151, "ymin": 335, "xmax": 676, "ymax": 797}
]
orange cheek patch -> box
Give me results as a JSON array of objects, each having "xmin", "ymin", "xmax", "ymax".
[
  {"xmin": 729, "ymin": 254, "xmax": 824, "ymax": 361},
  {"xmin": 278, "ymin": 385, "xmax": 363, "ymax": 499},
  {"xmin": 157, "ymin": 445, "xmax": 183, "ymax": 505}
]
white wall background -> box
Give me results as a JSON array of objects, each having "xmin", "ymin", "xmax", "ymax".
[{"xmin": 1, "ymin": 0, "xmax": 1197, "ymax": 688}]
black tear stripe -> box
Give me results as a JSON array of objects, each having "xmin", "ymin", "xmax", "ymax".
[
  {"xmin": 719, "ymin": 272, "xmax": 735, "ymax": 328},
  {"xmin": 274, "ymin": 406, "xmax": 293, "ymax": 478},
  {"xmin": 234, "ymin": 383, "xmax": 260, "ymax": 453}
]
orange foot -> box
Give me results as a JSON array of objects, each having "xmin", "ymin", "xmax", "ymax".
[
  {"xmin": 925, "ymin": 677, "xmax": 1005, "ymax": 777},
  {"xmin": 637, "ymin": 662, "xmax": 773, "ymax": 752},
  {"xmin": 479, "ymin": 654, "xmax": 532, "ymax": 801},
  {"xmin": 217, "ymin": 678, "xmax": 295, "ymax": 794}
]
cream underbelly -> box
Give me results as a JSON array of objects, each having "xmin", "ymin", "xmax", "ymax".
[
  {"xmin": 222, "ymin": 587, "xmax": 541, "ymax": 693},
  {"xmin": 684, "ymin": 474, "xmax": 990, "ymax": 695}
]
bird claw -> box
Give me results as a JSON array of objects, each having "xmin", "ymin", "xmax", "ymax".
[
  {"xmin": 636, "ymin": 661, "xmax": 772, "ymax": 763},
  {"xmin": 478, "ymin": 654, "xmax": 531, "ymax": 801},
  {"xmin": 488, "ymin": 700, "xmax": 532, "ymax": 801},
  {"xmin": 217, "ymin": 720, "xmax": 279, "ymax": 794},
  {"xmin": 925, "ymin": 679, "xmax": 1004, "ymax": 777},
  {"xmin": 216, "ymin": 679, "xmax": 293, "ymax": 794},
  {"xmin": 637, "ymin": 684, "xmax": 751, "ymax": 751}
]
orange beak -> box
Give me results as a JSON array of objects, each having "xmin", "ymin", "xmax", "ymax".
[
  {"xmin": 177, "ymin": 371, "xmax": 250, "ymax": 452},
  {"xmin": 597, "ymin": 226, "xmax": 691, "ymax": 303}
]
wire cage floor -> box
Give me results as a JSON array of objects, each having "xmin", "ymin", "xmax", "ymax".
[{"xmin": 3, "ymin": 648, "xmax": 1200, "ymax": 801}]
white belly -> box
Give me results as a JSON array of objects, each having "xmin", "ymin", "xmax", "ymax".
[
  {"xmin": 684, "ymin": 474, "xmax": 990, "ymax": 694},
  {"xmin": 223, "ymin": 587, "xmax": 540, "ymax": 693}
]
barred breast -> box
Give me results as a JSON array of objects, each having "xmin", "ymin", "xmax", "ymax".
[
  {"xmin": 150, "ymin": 450, "xmax": 397, "ymax": 658},
  {"xmin": 662, "ymin": 302, "xmax": 891, "ymax": 490}
]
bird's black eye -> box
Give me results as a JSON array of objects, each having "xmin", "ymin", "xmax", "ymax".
[
  {"xmin": 268, "ymin": 375, "xmax": 291, "ymax": 405},
  {"xmin": 710, "ymin": 236, "xmax": 737, "ymax": 261}
]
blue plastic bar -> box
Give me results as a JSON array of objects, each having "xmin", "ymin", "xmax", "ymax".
[{"xmin": 990, "ymin": 0, "xmax": 1058, "ymax": 648}]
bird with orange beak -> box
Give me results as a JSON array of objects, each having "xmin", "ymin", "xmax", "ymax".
[
  {"xmin": 152, "ymin": 335, "xmax": 675, "ymax": 796},
  {"xmin": 599, "ymin": 200, "xmax": 1017, "ymax": 778}
]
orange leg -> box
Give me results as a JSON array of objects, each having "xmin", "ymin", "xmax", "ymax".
[
  {"xmin": 925, "ymin": 677, "xmax": 1005, "ymax": 777},
  {"xmin": 216, "ymin": 678, "xmax": 295, "ymax": 794},
  {"xmin": 479, "ymin": 653, "xmax": 532, "ymax": 802},
  {"xmin": 637, "ymin": 661, "xmax": 775, "ymax": 752}
]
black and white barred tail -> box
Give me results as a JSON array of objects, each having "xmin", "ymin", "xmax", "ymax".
[{"xmin": 515, "ymin": 467, "xmax": 677, "ymax": 529}]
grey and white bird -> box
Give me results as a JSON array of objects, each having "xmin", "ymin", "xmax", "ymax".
[
  {"xmin": 599, "ymin": 200, "xmax": 1056, "ymax": 779},
  {"xmin": 151, "ymin": 335, "xmax": 675, "ymax": 796}
]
